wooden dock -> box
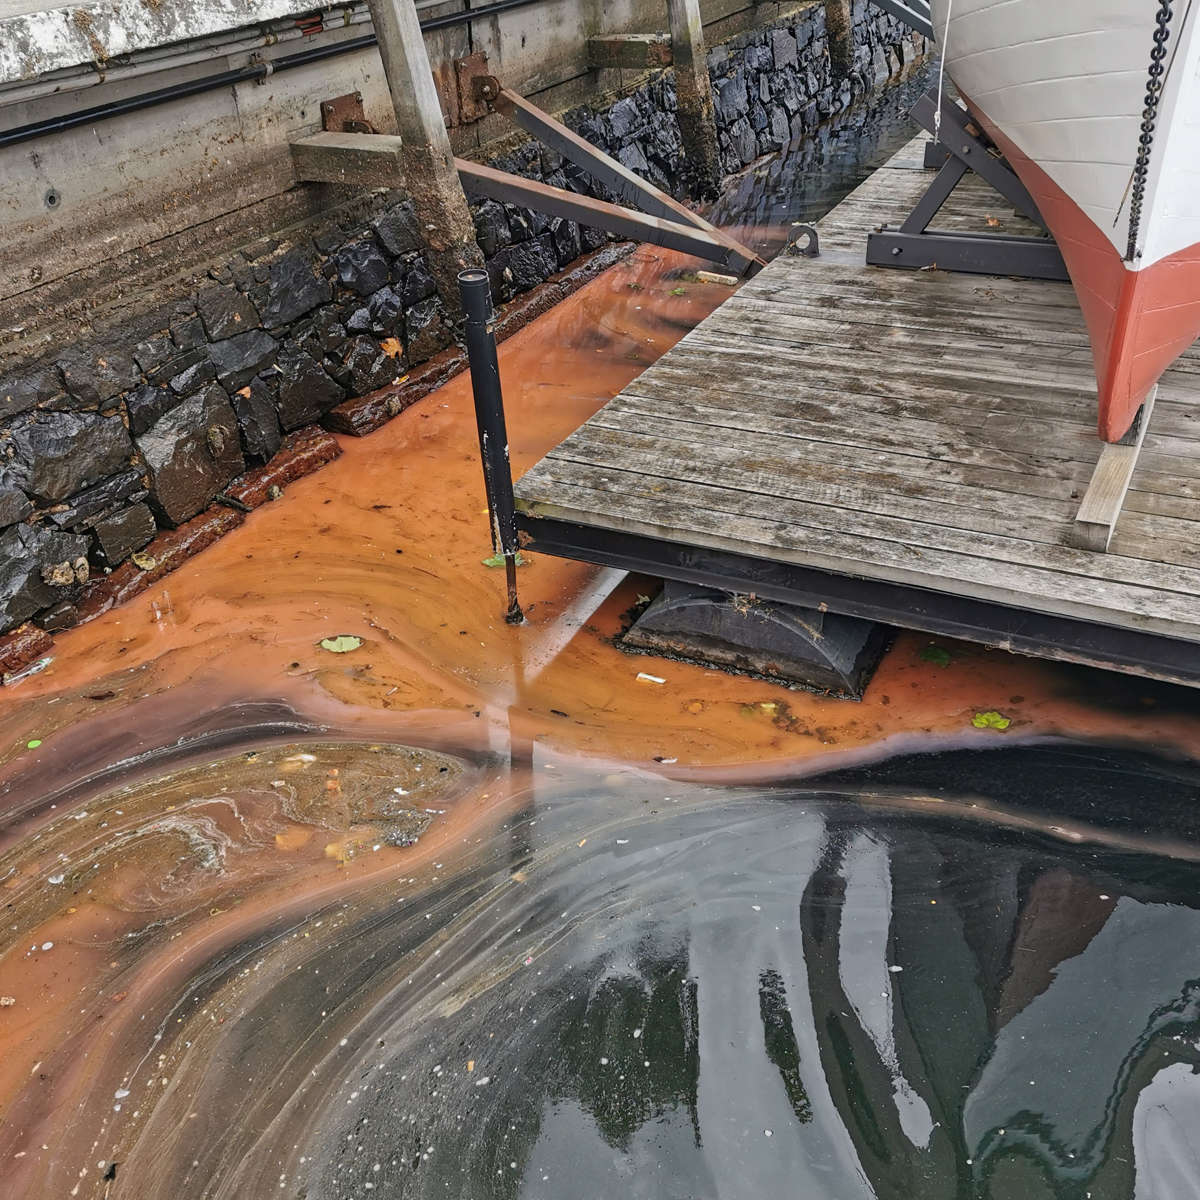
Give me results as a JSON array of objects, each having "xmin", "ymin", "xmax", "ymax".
[{"xmin": 514, "ymin": 137, "xmax": 1200, "ymax": 687}]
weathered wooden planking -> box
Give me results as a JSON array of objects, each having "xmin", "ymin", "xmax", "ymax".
[
  {"xmin": 514, "ymin": 134, "xmax": 1200, "ymax": 658},
  {"xmin": 1070, "ymin": 389, "xmax": 1158, "ymax": 552}
]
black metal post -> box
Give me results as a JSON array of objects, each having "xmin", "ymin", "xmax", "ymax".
[{"xmin": 458, "ymin": 268, "xmax": 524, "ymax": 625}]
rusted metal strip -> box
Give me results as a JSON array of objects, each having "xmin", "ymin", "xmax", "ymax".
[
  {"xmin": 456, "ymin": 158, "xmax": 747, "ymax": 269},
  {"xmin": 479, "ymin": 80, "xmax": 765, "ymax": 274}
]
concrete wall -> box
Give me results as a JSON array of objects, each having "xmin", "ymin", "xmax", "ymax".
[
  {"xmin": 0, "ymin": 0, "xmax": 804, "ymax": 320},
  {"xmin": 0, "ymin": 3, "xmax": 926, "ymax": 643}
]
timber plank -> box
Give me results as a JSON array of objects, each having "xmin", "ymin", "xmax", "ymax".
[{"xmin": 513, "ymin": 132, "xmax": 1200, "ymax": 668}]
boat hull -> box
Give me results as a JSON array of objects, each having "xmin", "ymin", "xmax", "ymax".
[{"xmin": 929, "ymin": 1, "xmax": 1200, "ymax": 441}]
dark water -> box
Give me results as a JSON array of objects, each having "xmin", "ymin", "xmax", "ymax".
[
  {"xmin": 128, "ymin": 742, "xmax": 1200, "ymax": 1200},
  {"xmin": 711, "ymin": 61, "xmax": 935, "ymax": 253}
]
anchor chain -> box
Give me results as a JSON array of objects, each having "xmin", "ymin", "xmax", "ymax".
[{"xmin": 1126, "ymin": 0, "xmax": 1175, "ymax": 261}]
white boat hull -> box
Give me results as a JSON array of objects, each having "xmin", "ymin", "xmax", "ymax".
[{"xmin": 928, "ymin": 0, "xmax": 1200, "ymax": 441}]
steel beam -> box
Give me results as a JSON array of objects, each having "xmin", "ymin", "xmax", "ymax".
[
  {"xmin": 517, "ymin": 515, "xmax": 1200, "ymax": 690},
  {"xmin": 868, "ymin": 0, "xmax": 934, "ymax": 39},
  {"xmin": 867, "ymin": 229, "xmax": 1070, "ymax": 279},
  {"xmin": 456, "ymin": 159, "xmax": 748, "ymax": 270},
  {"xmin": 481, "ymin": 81, "xmax": 765, "ymax": 274}
]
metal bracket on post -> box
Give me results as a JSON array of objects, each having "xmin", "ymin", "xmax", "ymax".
[
  {"xmin": 458, "ymin": 269, "xmax": 524, "ymax": 625},
  {"xmin": 866, "ymin": 89, "xmax": 1069, "ymax": 281}
]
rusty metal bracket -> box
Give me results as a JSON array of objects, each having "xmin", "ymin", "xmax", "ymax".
[
  {"xmin": 321, "ymin": 92, "xmax": 376, "ymax": 134},
  {"xmin": 469, "ymin": 74, "xmax": 764, "ymax": 275}
]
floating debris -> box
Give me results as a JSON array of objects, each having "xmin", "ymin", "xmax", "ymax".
[
  {"xmin": 319, "ymin": 635, "xmax": 363, "ymax": 654},
  {"xmin": 972, "ymin": 711, "xmax": 1012, "ymax": 731}
]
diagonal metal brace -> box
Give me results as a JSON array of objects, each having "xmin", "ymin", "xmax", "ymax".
[
  {"xmin": 475, "ymin": 76, "xmax": 765, "ymax": 275},
  {"xmin": 865, "ymin": 87, "xmax": 1068, "ymax": 281},
  {"xmin": 910, "ymin": 89, "xmax": 1045, "ymax": 227},
  {"xmin": 456, "ymin": 159, "xmax": 752, "ymax": 271}
]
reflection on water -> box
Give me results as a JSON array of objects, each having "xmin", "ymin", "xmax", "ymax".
[
  {"xmin": 6, "ymin": 61, "xmax": 1200, "ymax": 1200},
  {"xmin": 8, "ymin": 741, "xmax": 1199, "ymax": 1198},
  {"xmin": 712, "ymin": 60, "xmax": 935, "ymax": 253}
]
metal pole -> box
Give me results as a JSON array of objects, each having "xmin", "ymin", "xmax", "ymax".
[{"xmin": 458, "ymin": 269, "xmax": 524, "ymax": 625}]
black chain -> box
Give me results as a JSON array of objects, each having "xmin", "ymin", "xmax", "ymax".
[{"xmin": 1127, "ymin": 1, "xmax": 1176, "ymax": 261}]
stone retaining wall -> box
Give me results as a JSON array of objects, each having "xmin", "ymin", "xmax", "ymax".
[{"xmin": 0, "ymin": 2, "xmax": 926, "ymax": 645}]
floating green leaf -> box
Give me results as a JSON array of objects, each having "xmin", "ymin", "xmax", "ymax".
[
  {"xmin": 972, "ymin": 710, "xmax": 1011, "ymax": 731},
  {"xmin": 919, "ymin": 645, "xmax": 952, "ymax": 667},
  {"xmin": 319, "ymin": 635, "xmax": 363, "ymax": 654},
  {"xmin": 669, "ymin": 287, "xmax": 687, "ymax": 296},
  {"xmin": 26, "ymin": 739, "xmax": 42, "ymax": 749},
  {"xmin": 482, "ymin": 551, "xmax": 527, "ymax": 568}
]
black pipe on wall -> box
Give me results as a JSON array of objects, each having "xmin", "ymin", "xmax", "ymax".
[{"xmin": 0, "ymin": 0, "xmax": 546, "ymax": 150}]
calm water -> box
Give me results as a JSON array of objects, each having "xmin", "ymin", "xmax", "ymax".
[
  {"xmin": 712, "ymin": 61, "xmax": 935, "ymax": 252},
  {"xmin": 5, "ymin": 63, "xmax": 1200, "ymax": 1200}
]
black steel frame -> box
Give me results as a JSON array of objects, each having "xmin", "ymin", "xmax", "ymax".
[
  {"xmin": 866, "ymin": 89, "xmax": 1069, "ymax": 281},
  {"xmin": 518, "ymin": 514, "xmax": 1200, "ymax": 689}
]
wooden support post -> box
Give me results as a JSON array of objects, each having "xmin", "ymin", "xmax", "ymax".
[
  {"xmin": 365, "ymin": 0, "xmax": 483, "ymax": 314},
  {"xmin": 665, "ymin": 0, "xmax": 722, "ymax": 198},
  {"xmin": 823, "ymin": 0, "xmax": 854, "ymax": 80}
]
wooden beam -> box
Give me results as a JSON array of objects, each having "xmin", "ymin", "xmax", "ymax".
[
  {"xmin": 365, "ymin": 0, "xmax": 483, "ymax": 313},
  {"xmin": 823, "ymin": 0, "xmax": 854, "ymax": 79},
  {"xmin": 1069, "ymin": 388, "xmax": 1157, "ymax": 552},
  {"xmin": 587, "ymin": 33, "xmax": 673, "ymax": 71},
  {"xmin": 290, "ymin": 131, "xmax": 405, "ymax": 189},
  {"xmin": 666, "ymin": 0, "xmax": 722, "ymax": 196}
]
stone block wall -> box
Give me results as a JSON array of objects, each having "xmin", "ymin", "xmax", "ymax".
[{"xmin": 0, "ymin": 3, "xmax": 925, "ymax": 642}]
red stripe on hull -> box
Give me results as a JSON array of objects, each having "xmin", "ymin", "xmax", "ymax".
[{"xmin": 962, "ymin": 96, "xmax": 1200, "ymax": 442}]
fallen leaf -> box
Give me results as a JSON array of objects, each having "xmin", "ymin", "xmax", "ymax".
[
  {"xmin": 25, "ymin": 739, "xmax": 42, "ymax": 749},
  {"xmin": 972, "ymin": 710, "xmax": 1011, "ymax": 731},
  {"xmin": 131, "ymin": 551, "xmax": 156, "ymax": 571},
  {"xmin": 985, "ymin": 214, "xmax": 1001, "ymax": 228},
  {"xmin": 669, "ymin": 287, "xmax": 687, "ymax": 296},
  {"xmin": 319, "ymin": 635, "xmax": 363, "ymax": 654},
  {"xmin": 482, "ymin": 551, "xmax": 527, "ymax": 568}
]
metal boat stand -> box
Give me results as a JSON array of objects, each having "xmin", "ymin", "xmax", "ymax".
[{"xmin": 866, "ymin": 88, "xmax": 1069, "ymax": 280}]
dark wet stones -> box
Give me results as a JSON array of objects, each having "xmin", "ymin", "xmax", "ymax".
[
  {"xmin": 171, "ymin": 315, "xmax": 206, "ymax": 351},
  {"xmin": 372, "ymin": 201, "xmax": 421, "ymax": 257},
  {"xmin": 46, "ymin": 469, "xmax": 146, "ymax": 533},
  {"xmin": 258, "ymin": 249, "xmax": 331, "ymax": 329},
  {"xmin": 137, "ymin": 384, "xmax": 245, "ymax": 525},
  {"xmin": 209, "ymin": 330, "xmax": 278, "ymax": 391},
  {"xmin": 132, "ymin": 331, "xmax": 176, "ymax": 377},
  {"xmin": 90, "ymin": 502, "xmax": 156, "ymax": 568},
  {"xmin": 274, "ymin": 348, "xmax": 345, "ymax": 432},
  {"xmin": 333, "ymin": 242, "xmax": 391, "ymax": 297},
  {"xmin": 167, "ymin": 355, "xmax": 217, "ymax": 396},
  {"xmin": 365, "ymin": 287, "xmax": 405, "ymax": 338},
  {"xmin": 342, "ymin": 337, "xmax": 401, "ymax": 395},
  {"xmin": 772, "ymin": 28, "xmax": 799, "ymax": 69},
  {"xmin": 488, "ymin": 237, "xmax": 558, "ymax": 299},
  {"xmin": 401, "ymin": 258, "xmax": 437, "ymax": 307},
  {"xmin": 126, "ymin": 384, "xmax": 179, "ymax": 437},
  {"xmin": 0, "ymin": 363, "xmax": 65, "ymax": 419},
  {"xmin": 230, "ymin": 379, "xmax": 282, "ymax": 462},
  {"xmin": 0, "ymin": 468, "xmax": 31, "ymax": 528},
  {"xmin": 9, "ymin": 411, "xmax": 133, "ymax": 504},
  {"xmin": 197, "ymin": 284, "xmax": 260, "ymax": 341},
  {"xmin": 473, "ymin": 200, "xmax": 512, "ymax": 258},
  {"xmin": 57, "ymin": 345, "xmax": 139, "ymax": 409},
  {"xmin": 0, "ymin": 523, "xmax": 89, "ymax": 627},
  {"xmin": 404, "ymin": 299, "xmax": 451, "ymax": 362}
]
